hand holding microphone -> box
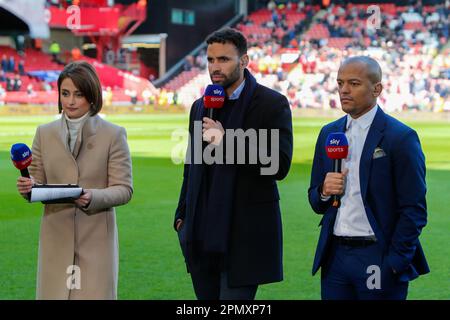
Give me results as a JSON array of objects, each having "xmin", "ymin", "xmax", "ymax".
[
  {"xmin": 322, "ymin": 169, "xmax": 348, "ymax": 198},
  {"xmin": 202, "ymin": 117, "xmax": 225, "ymax": 145},
  {"xmin": 17, "ymin": 176, "xmax": 35, "ymax": 195},
  {"xmin": 203, "ymin": 84, "xmax": 225, "ymax": 145},
  {"xmin": 203, "ymin": 84, "xmax": 225, "ymax": 120},
  {"xmin": 11, "ymin": 143, "xmax": 34, "ymax": 200},
  {"xmin": 324, "ymin": 133, "xmax": 349, "ymax": 208}
]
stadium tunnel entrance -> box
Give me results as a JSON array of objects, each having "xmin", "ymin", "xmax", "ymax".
[{"xmin": 0, "ymin": 7, "xmax": 29, "ymax": 36}]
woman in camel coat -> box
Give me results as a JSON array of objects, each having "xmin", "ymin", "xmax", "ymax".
[{"xmin": 17, "ymin": 61, "xmax": 133, "ymax": 299}]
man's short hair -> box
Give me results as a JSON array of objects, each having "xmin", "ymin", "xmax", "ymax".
[
  {"xmin": 206, "ymin": 28, "xmax": 247, "ymax": 56},
  {"xmin": 341, "ymin": 56, "xmax": 382, "ymax": 84}
]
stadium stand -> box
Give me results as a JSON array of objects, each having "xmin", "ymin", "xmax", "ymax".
[
  {"xmin": 161, "ymin": 1, "xmax": 449, "ymax": 112},
  {"xmin": 0, "ymin": 0, "xmax": 448, "ymax": 111}
]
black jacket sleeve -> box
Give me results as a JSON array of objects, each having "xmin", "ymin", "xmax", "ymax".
[
  {"xmin": 308, "ymin": 127, "xmax": 333, "ymax": 214},
  {"xmin": 173, "ymin": 101, "xmax": 196, "ymax": 230}
]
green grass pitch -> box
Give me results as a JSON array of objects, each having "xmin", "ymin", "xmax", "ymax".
[{"xmin": 0, "ymin": 114, "xmax": 449, "ymax": 299}]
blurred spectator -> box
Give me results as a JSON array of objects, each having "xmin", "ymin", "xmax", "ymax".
[
  {"xmin": 103, "ymin": 86, "xmax": 113, "ymax": 106},
  {"xmin": 6, "ymin": 78, "xmax": 13, "ymax": 91},
  {"xmin": 0, "ymin": 70, "xmax": 5, "ymax": 82},
  {"xmin": 183, "ymin": 55, "xmax": 194, "ymax": 71},
  {"xmin": 0, "ymin": 83, "xmax": 5, "ymax": 105},
  {"xmin": 272, "ymin": 10, "xmax": 280, "ymax": 27},
  {"xmin": 118, "ymin": 48, "xmax": 127, "ymax": 64},
  {"xmin": 71, "ymin": 47, "xmax": 82, "ymax": 60},
  {"xmin": 166, "ymin": 91, "xmax": 174, "ymax": 105},
  {"xmin": 142, "ymin": 88, "xmax": 152, "ymax": 105},
  {"xmin": 8, "ymin": 56, "xmax": 15, "ymax": 73},
  {"xmin": 15, "ymin": 35, "xmax": 25, "ymax": 55},
  {"xmin": 158, "ymin": 89, "xmax": 168, "ymax": 106},
  {"xmin": 41, "ymin": 82, "xmax": 53, "ymax": 92},
  {"xmin": 34, "ymin": 38, "xmax": 43, "ymax": 50},
  {"xmin": 195, "ymin": 50, "xmax": 207, "ymax": 69},
  {"xmin": 18, "ymin": 60, "xmax": 25, "ymax": 75},
  {"xmin": 1, "ymin": 55, "xmax": 7, "ymax": 73},
  {"xmin": 49, "ymin": 41, "xmax": 61, "ymax": 62},
  {"xmin": 173, "ymin": 91, "xmax": 179, "ymax": 105},
  {"xmin": 13, "ymin": 75, "xmax": 22, "ymax": 91},
  {"xmin": 27, "ymin": 84, "xmax": 36, "ymax": 97},
  {"xmin": 130, "ymin": 90, "xmax": 138, "ymax": 104}
]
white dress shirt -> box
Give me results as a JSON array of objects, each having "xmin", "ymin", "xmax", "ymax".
[{"xmin": 333, "ymin": 105, "xmax": 378, "ymax": 237}]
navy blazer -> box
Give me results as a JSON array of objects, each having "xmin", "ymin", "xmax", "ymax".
[{"xmin": 309, "ymin": 107, "xmax": 429, "ymax": 282}]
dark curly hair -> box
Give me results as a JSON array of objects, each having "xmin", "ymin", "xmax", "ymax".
[{"xmin": 205, "ymin": 27, "xmax": 247, "ymax": 56}]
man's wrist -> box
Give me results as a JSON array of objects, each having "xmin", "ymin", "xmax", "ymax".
[{"xmin": 319, "ymin": 184, "xmax": 331, "ymax": 201}]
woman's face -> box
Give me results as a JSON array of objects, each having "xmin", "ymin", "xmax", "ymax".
[{"xmin": 60, "ymin": 77, "xmax": 91, "ymax": 119}]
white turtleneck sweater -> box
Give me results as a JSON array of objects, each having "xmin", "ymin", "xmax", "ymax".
[{"xmin": 64, "ymin": 111, "xmax": 91, "ymax": 153}]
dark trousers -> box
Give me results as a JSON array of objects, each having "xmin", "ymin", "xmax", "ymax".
[
  {"xmin": 321, "ymin": 237, "xmax": 408, "ymax": 300},
  {"xmin": 189, "ymin": 263, "xmax": 258, "ymax": 300}
]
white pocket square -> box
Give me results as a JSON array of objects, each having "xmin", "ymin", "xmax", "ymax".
[{"xmin": 373, "ymin": 147, "xmax": 387, "ymax": 159}]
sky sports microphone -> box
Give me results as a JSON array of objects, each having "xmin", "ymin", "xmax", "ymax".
[
  {"xmin": 11, "ymin": 143, "xmax": 33, "ymax": 200},
  {"xmin": 203, "ymin": 84, "xmax": 225, "ymax": 120},
  {"xmin": 325, "ymin": 133, "xmax": 349, "ymax": 208},
  {"xmin": 11, "ymin": 143, "xmax": 32, "ymax": 178}
]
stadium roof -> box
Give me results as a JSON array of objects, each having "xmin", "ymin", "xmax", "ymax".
[{"xmin": 0, "ymin": 0, "xmax": 49, "ymax": 38}]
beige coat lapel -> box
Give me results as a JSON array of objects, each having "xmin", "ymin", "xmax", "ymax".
[
  {"xmin": 58, "ymin": 113, "xmax": 100, "ymax": 159},
  {"xmin": 58, "ymin": 114, "xmax": 71, "ymax": 154},
  {"xmin": 73, "ymin": 115, "xmax": 99, "ymax": 159}
]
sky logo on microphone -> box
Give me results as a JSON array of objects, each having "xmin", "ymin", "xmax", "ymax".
[
  {"xmin": 204, "ymin": 84, "xmax": 225, "ymax": 109},
  {"xmin": 325, "ymin": 133, "xmax": 349, "ymax": 160},
  {"xmin": 329, "ymin": 139, "xmax": 340, "ymax": 146}
]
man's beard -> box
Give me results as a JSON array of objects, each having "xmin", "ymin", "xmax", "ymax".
[{"xmin": 210, "ymin": 65, "xmax": 241, "ymax": 89}]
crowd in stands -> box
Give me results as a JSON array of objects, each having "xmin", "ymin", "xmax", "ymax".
[
  {"xmin": 0, "ymin": 48, "xmax": 60, "ymax": 99},
  {"xmin": 1, "ymin": 55, "xmax": 24, "ymax": 92},
  {"xmin": 286, "ymin": 0, "xmax": 450, "ymax": 112},
  {"xmin": 238, "ymin": 1, "xmax": 316, "ymax": 48},
  {"xmin": 182, "ymin": 0, "xmax": 449, "ymax": 112},
  {"xmin": 1, "ymin": 0, "xmax": 449, "ymax": 112}
]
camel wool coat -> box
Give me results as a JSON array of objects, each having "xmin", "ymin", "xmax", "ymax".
[{"xmin": 29, "ymin": 114, "xmax": 133, "ymax": 299}]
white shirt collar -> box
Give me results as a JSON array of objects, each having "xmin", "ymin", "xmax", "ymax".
[
  {"xmin": 346, "ymin": 104, "xmax": 378, "ymax": 131},
  {"xmin": 228, "ymin": 80, "xmax": 246, "ymax": 100}
]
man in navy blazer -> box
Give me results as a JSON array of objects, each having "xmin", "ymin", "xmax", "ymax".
[
  {"xmin": 309, "ymin": 56, "xmax": 429, "ymax": 300},
  {"xmin": 174, "ymin": 28, "xmax": 293, "ymax": 299}
]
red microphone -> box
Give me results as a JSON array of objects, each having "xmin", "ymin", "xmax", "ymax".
[
  {"xmin": 325, "ymin": 133, "xmax": 349, "ymax": 208},
  {"xmin": 11, "ymin": 143, "xmax": 32, "ymax": 178},
  {"xmin": 11, "ymin": 143, "xmax": 33, "ymax": 200},
  {"xmin": 203, "ymin": 84, "xmax": 225, "ymax": 120}
]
